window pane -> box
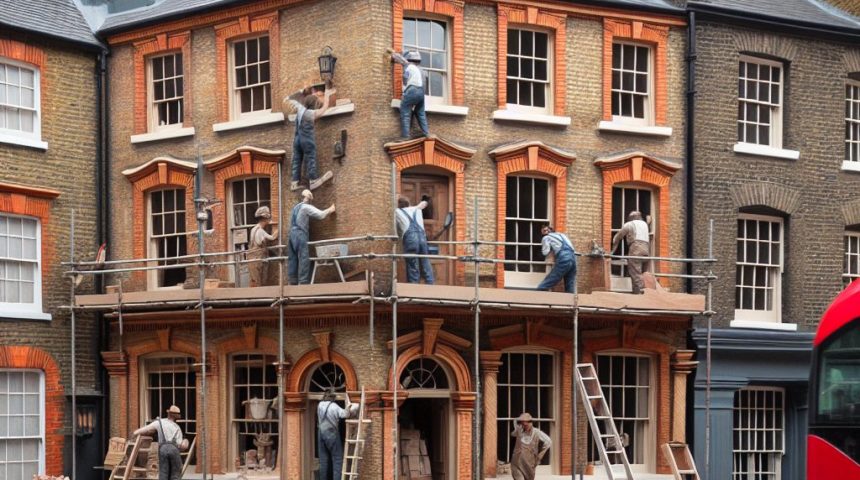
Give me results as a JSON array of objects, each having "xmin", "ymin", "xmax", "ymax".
[{"xmin": 521, "ymin": 30, "xmax": 533, "ymax": 57}]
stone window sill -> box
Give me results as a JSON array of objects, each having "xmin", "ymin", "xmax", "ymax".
[
  {"xmin": 842, "ymin": 160, "xmax": 860, "ymax": 172},
  {"xmin": 0, "ymin": 132, "xmax": 48, "ymax": 150},
  {"xmin": 0, "ymin": 310, "xmax": 52, "ymax": 321},
  {"xmin": 598, "ymin": 120, "xmax": 672, "ymax": 137},
  {"xmin": 130, "ymin": 127, "xmax": 196, "ymax": 144},
  {"xmin": 288, "ymin": 103, "xmax": 355, "ymax": 122},
  {"xmin": 733, "ymin": 142, "xmax": 800, "ymax": 160},
  {"xmin": 213, "ymin": 112, "xmax": 285, "ymax": 132},
  {"xmin": 730, "ymin": 319, "xmax": 798, "ymax": 331},
  {"xmin": 492, "ymin": 109, "xmax": 570, "ymax": 127},
  {"xmin": 390, "ymin": 99, "xmax": 469, "ymax": 116}
]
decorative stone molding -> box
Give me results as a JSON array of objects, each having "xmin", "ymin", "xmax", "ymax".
[
  {"xmin": 387, "ymin": 321, "xmax": 472, "ymax": 392},
  {"xmin": 480, "ymin": 351, "xmax": 503, "ymax": 478},
  {"xmin": 843, "ymin": 49, "xmax": 860, "ymax": 73},
  {"xmin": 311, "ymin": 329, "xmax": 332, "ymax": 362},
  {"xmin": 842, "ymin": 199, "xmax": 860, "ymax": 227},
  {"xmin": 671, "ymin": 350, "xmax": 697, "ymax": 442},
  {"xmin": 132, "ymin": 31, "xmax": 192, "ymax": 134},
  {"xmin": 728, "ymin": 181, "xmax": 802, "ymax": 215},
  {"xmin": 733, "ymin": 31, "xmax": 798, "ymax": 62},
  {"xmin": 241, "ymin": 324, "xmax": 257, "ymax": 350},
  {"xmin": 101, "ymin": 351, "xmax": 129, "ymax": 376},
  {"xmin": 286, "ymin": 348, "xmax": 358, "ymax": 393}
]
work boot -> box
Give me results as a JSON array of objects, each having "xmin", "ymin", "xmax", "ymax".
[
  {"xmin": 290, "ymin": 180, "xmax": 301, "ymax": 191},
  {"xmin": 310, "ymin": 171, "xmax": 333, "ymax": 190}
]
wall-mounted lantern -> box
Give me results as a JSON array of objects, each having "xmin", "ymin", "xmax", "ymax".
[{"xmin": 318, "ymin": 46, "xmax": 337, "ymax": 82}]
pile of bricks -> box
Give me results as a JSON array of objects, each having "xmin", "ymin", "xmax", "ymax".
[{"xmin": 399, "ymin": 429, "xmax": 432, "ymax": 479}]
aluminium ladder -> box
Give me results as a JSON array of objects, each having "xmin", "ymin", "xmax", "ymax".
[
  {"xmin": 341, "ymin": 387, "xmax": 372, "ymax": 480},
  {"xmin": 662, "ymin": 442, "xmax": 701, "ymax": 480},
  {"xmin": 576, "ymin": 363, "xmax": 635, "ymax": 480}
]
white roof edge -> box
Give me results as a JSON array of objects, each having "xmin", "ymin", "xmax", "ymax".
[
  {"xmin": 488, "ymin": 140, "xmax": 576, "ymax": 160},
  {"xmin": 593, "ymin": 150, "xmax": 682, "ymax": 170},
  {"xmin": 121, "ymin": 156, "xmax": 197, "ymax": 177},
  {"xmin": 203, "ymin": 145, "xmax": 287, "ymax": 165}
]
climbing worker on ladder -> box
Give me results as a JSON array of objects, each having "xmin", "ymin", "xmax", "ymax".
[
  {"xmin": 317, "ymin": 387, "xmax": 358, "ymax": 480},
  {"xmin": 284, "ymin": 84, "xmax": 335, "ymax": 191},
  {"xmin": 510, "ymin": 413, "xmax": 552, "ymax": 480},
  {"xmin": 132, "ymin": 405, "xmax": 188, "ymax": 480},
  {"xmin": 536, "ymin": 224, "xmax": 577, "ymax": 293},
  {"xmin": 611, "ymin": 211, "xmax": 651, "ymax": 294},
  {"xmin": 396, "ymin": 195, "xmax": 434, "ymax": 284},
  {"xmin": 289, "ymin": 189, "xmax": 335, "ymax": 285}
]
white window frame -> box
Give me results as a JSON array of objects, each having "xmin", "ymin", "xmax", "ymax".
[
  {"xmin": 734, "ymin": 214, "xmax": 784, "ymax": 324},
  {"xmin": 228, "ymin": 352, "xmax": 279, "ymax": 471},
  {"xmin": 146, "ymin": 188, "xmax": 188, "ymax": 290},
  {"xmin": 737, "ymin": 56, "xmax": 784, "ymax": 149},
  {"xmin": 403, "ymin": 15, "xmax": 452, "ymax": 106},
  {"xmin": 497, "ymin": 349, "xmax": 558, "ymax": 474},
  {"xmin": 227, "ymin": 176, "xmax": 272, "ymax": 282},
  {"xmin": 147, "ymin": 52, "xmax": 184, "ymax": 132},
  {"xmin": 0, "ymin": 214, "xmax": 44, "ymax": 319},
  {"xmin": 504, "ymin": 174, "xmax": 553, "ymax": 288},
  {"xmin": 0, "ymin": 369, "xmax": 45, "ymax": 480},
  {"xmin": 505, "ymin": 27, "xmax": 553, "ymax": 115},
  {"xmin": 591, "ymin": 351, "xmax": 656, "ymax": 472},
  {"xmin": 732, "ymin": 386, "xmax": 785, "ymax": 480},
  {"xmin": 228, "ymin": 36, "xmax": 272, "ymax": 121},
  {"xmin": 610, "ymin": 41, "xmax": 654, "ymax": 127},
  {"xmin": 845, "ymin": 80, "xmax": 860, "ymax": 170},
  {"xmin": 0, "ymin": 58, "xmax": 45, "ymax": 150},
  {"xmin": 139, "ymin": 355, "xmax": 197, "ymax": 446},
  {"xmin": 844, "ymin": 231, "xmax": 860, "ymax": 289},
  {"xmin": 609, "ymin": 186, "xmax": 656, "ymax": 292}
]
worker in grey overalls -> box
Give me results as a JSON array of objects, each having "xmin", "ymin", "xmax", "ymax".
[
  {"xmin": 537, "ymin": 224, "xmax": 577, "ymax": 293},
  {"xmin": 510, "ymin": 412, "xmax": 552, "ymax": 480},
  {"xmin": 288, "ymin": 189, "xmax": 335, "ymax": 285},
  {"xmin": 285, "ymin": 86, "xmax": 335, "ymax": 192},
  {"xmin": 133, "ymin": 405, "xmax": 187, "ymax": 480},
  {"xmin": 317, "ymin": 388, "xmax": 357, "ymax": 480},
  {"xmin": 395, "ymin": 196, "xmax": 434, "ymax": 284}
]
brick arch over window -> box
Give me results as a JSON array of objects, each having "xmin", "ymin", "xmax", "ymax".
[
  {"xmin": 733, "ymin": 32, "xmax": 798, "ymax": 62},
  {"xmin": 387, "ymin": 318, "xmax": 472, "ymax": 392},
  {"xmin": 843, "ymin": 50, "xmax": 860, "ymax": 73},
  {"xmin": 497, "ymin": 4, "xmax": 567, "ymax": 115},
  {"xmin": 204, "ymin": 146, "xmax": 286, "ymax": 253},
  {"xmin": 842, "ymin": 199, "xmax": 860, "ymax": 226},
  {"xmin": 386, "ymin": 136, "xmax": 474, "ymax": 279},
  {"xmin": 0, "ymin": 346, "xmax": 64, "ymax": 475},
  {"xmin": 728, "ymin": 181, "xmax": 802, "ymax": 215},
  {"xmin": 0, "ymin": 182, "xmax": 60, "ymax": 284},
  {"xmin": 581, "ymin": 329, "xmax": 674, "ymax": 474},
  {"xmin": 0, "ymin": 39, "xmax": 47, "ymax": 101},
  {"xmin": 123, "ymin": 157, "xmax": 197, "ymax": 263},
  {"xmin": 594, "ymin": 150, "xmax": 680, "ymax": 272},
  {"xmin": 490, "ymin": 141, "xmax": 575, "ymax": 287},
  {"xmin": 132, "ymin": 32, "xmax": 191, "ymax": 134},
  {"xmin": 391, "ymin": 0, "xmax": 465, "ymax": 105},
  {"xmin": 602, "ymin": 19, "xmax": 669, "ymax": 125}
]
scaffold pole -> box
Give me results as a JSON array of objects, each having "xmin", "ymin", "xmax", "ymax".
[
  {"xmin": 277, "ymin": 161, "xmax": 286, "ymax": 479},
  {"xmin": 391, "ymin": 161, "xmax": 400, "ymax": 480},
  {"xmin": 472, "ymin": 197, "xmax": 482, "ymax": 480},
  {"xmin": 70, "ymin": 209, "xmax": 77, "ymax": 480},
  {"xmin": 195, "ymin": 150, "xmax": 209, "ymax": 480}
]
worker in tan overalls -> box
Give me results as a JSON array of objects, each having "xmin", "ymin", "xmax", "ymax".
[
  {"xmin": 247, "ymin": 206, "xmax": 278, "ymax": 287},
  {"xmin": 510, "ymin": 412, "xmax": 552, "ymax": 480}
]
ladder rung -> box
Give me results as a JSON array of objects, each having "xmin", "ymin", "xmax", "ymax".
[
  {"xmin": 594, "ymin": 415, "xmax": 610, "ymax": 419},
  {"xmin": 678, "ymin": 470, "xmax": 696, "ymax": 474},
  {"xmin": 605, "ymin": 449, "xmax": 625, "ymax": 454},
  {"xmin": 600, "ymin": 433, "xmax": 616, "ymax": 438},
  {"xmin": 587, "ymin": 395, "xmax": 603, "ymax": 399}
]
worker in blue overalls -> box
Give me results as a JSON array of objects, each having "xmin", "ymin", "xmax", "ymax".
[
  {"xmin": 317, "ymin": 387, "xmax": 357, "ymax": 480},
  {"xmin": 537, "ymin": 224, "xmax": 577, "ymax": 293},
  {"xmin": 288, "ymin": 189, "xmax": 335, "ymax": 285},
  {"xmin": 285, "ymin": 85, "xmax": 335, "ymax": 192},
  {"xmin": 395, "ymin": 195, "xmax": 434, "ymax": 284}
]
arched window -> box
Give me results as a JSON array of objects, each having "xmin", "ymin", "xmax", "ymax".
[
  {"xmin": 308, "ymin": 362, "xmax": 347, "ymax": 393},
  {"xmin": 400, "ymin": 357, "xmax": 449, "ymax": 389},
  {"xmin": 140, "ymin": 355, "xmax": 197, "ymax": 442}
]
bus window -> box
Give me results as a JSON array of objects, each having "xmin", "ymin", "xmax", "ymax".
[{"xmin": 817, "ymin": 323, "xmax": 860, "ymax": 422}]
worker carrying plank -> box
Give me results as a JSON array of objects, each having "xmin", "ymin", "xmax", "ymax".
[
  {"xmin": 284, "ymin": 84, "xmax": 335, "ymax": 192},
  {"xmin": 317, "ymin": 388, "xmax": 358, "ymax": 480},
  {"xmin": 132, "ymin": 405, "xmax": 188, "ymax": 480},
  {"xmin": 289, "ymin": 189, "xmax": 335, "ymax": 285},
  {"xmin": 611, "ymin": 211, "xmax": 651, "ymax": 294},
  {"xmin": 510, "ymin": 413, "xmax": 552, "ymax": 480},
  {"xmin": 396, "ymin": 195, "xmax": 435, "ymax": 284},
  {"xmin": 537, "ymin": 224, "xmax": 577, "ymax": 293},
  {"xmin": 247, "ymin": 206, "xmax": 278, "ymax": 287}
]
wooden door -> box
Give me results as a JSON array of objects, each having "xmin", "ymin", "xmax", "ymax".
[{"xmin": 399, "ymin": 173, "xmax": 453, "ymax": 285}]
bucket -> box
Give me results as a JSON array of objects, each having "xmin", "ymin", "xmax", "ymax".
[{"xmin": 243, "ymin": 398, "xmax": 271, "ymax": 420}]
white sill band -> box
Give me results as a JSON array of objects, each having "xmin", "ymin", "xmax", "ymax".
[
  {"xmin": 130, "ymin": 127, "xmax": 196, "ymax": 144},
  {"xmin": 598, "ymin": 121, "xmax": 672, "ymax": 137},
  {"xmin": 0, "ymin": 311, "xmax": 52, "ymax": 321},
  {"xmin": 390, "ymin": 99, "xmax": 469, "ymax": 116},
  {"xmin": 733, "ymin": 142, "xmax": 800, "ymax": 160},
  {"xmin": 730, "ymin": 319, "xmax": 798, "ymax": 331},
  {"xmin": 841, "ymin": 160, "xmax": 860, "ymax": 172},
  {"xmin": 289, "ymin": 103, "xmax": 355, "ymax": 122},
  {"xmin": 213, "ymin": 112, "xmax": 285, "ymax": 132},
  {"xmin": 492, "ymin": 109, "xmax": 571, "ymax": 127},
  {"xmin": 0, "ymin": 132, "xmax": 48, "ymax": 150}
]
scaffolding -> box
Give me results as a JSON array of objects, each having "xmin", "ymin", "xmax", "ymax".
[{"xmin": 63, "ymin": 155, "xmax": 717, "ymax": 480}]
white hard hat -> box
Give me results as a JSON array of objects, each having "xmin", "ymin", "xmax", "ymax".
[
  {"xmin": 405, "ymin": 51, "xmax": 422, "ymax": 62},
  {"xmin": 254, "ymin": 206, "xmax": 272, "ymax": 219}
]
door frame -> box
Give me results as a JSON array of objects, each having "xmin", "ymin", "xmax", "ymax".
[{"xmin": 399, "ymin": 167, "xmax": 456, "ymax": 285}]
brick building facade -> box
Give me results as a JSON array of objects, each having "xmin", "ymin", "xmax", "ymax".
[
  {"xmin": 687, "ymin": 1, "xmax": 860, "ymax": 478},
  {"xmin": 0, "ymin": 2, "xmax": 104, "ymax": 478}
]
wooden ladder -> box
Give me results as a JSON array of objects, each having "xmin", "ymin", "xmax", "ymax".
[
  {"xmin": 576, "ymin": 363, "xmax": 635, "ymax": 480},
  {"xmin": 662, "ymin": 442, "xmax": 701, "ymax": 480},
  {"xmin": 341, "ymin": 387, "xmax": 371, "ymax": 480},
  {"xmin": 108, "ymin": 436, "xmax": 151, "ymax": 480},
  {"xmin": 180, "ymin": 435, "xmax": 197, "ymax": 478}
]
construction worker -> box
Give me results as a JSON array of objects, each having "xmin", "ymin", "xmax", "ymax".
[
  {"xmin": 537, "ymin": 225, "xmax": 577, "ymax": 293},
  {"xmin": 247, "ymin": 206, "xmax": 278, "ymax": 287},
  {"xmin": 396, "ymin": 195, "xmax": 434, "ymax": 284},
  {"xmin": 133, "ymin": 405, "xmax": 187, "ymax": 480},
  {"xmin": 510, "ymin": 412, "xmax": 552, "ymax": 480},
  {"xmin": 288, "ymin": 189, "xmax": 335, "ymax": 285},
  {"xmin": 284, "ymin": 85, "xmax": 335, "ymax": 191},
  {"xmin": 386, "ymin": 48, "xmax": 430, "ymax": 139},
  {"xmin": 317, "ymin": 388, "xmax": 358, "ymax": 480},
  {"xmin": 611, "ymin": 211, "xmax": 651, "ymax": 294}
]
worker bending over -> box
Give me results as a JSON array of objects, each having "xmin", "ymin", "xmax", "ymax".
[
  {"xmin": 317, "ymin": 388, "xmax": 358, "ymax": 480},
  {"xmin": 396, "ymin": 195, "xmax": 434, "ymax": 284},
  {"xmin": 611, "ymin": 211, "xmax": 650, "ymax": 294},
  {"xmin": 133, "ymin": 405, "xmax": 188, "ymax": 480},
  {"xmin": 288, "ymin": 189, "xmax": 335, "ymax": 285},
  {"xmin": 537, "ymin": 225, "xmax": 577, "ymax": 293}
]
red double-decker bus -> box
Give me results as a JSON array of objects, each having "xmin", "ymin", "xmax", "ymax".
[{"xmin": 808, "ymin": 279, "xmax": 860, "ymax": 479}]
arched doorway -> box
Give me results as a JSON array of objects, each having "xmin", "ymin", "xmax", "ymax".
[
  {"xmin": 304, "ymin": 362, "xmax": 349, "ymax": 479},
  {"xmin": 398, "ymin": 357, "xmax": 453, "ymax": 480}
]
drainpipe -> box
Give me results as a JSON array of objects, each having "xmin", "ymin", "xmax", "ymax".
[
  {"xmin": 95, "ymin": 47, "xmax": 111, "ymax": 469},
  {"xmin": 685, "ymin": 11, "xmax": 696, "ymax": 294}
]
